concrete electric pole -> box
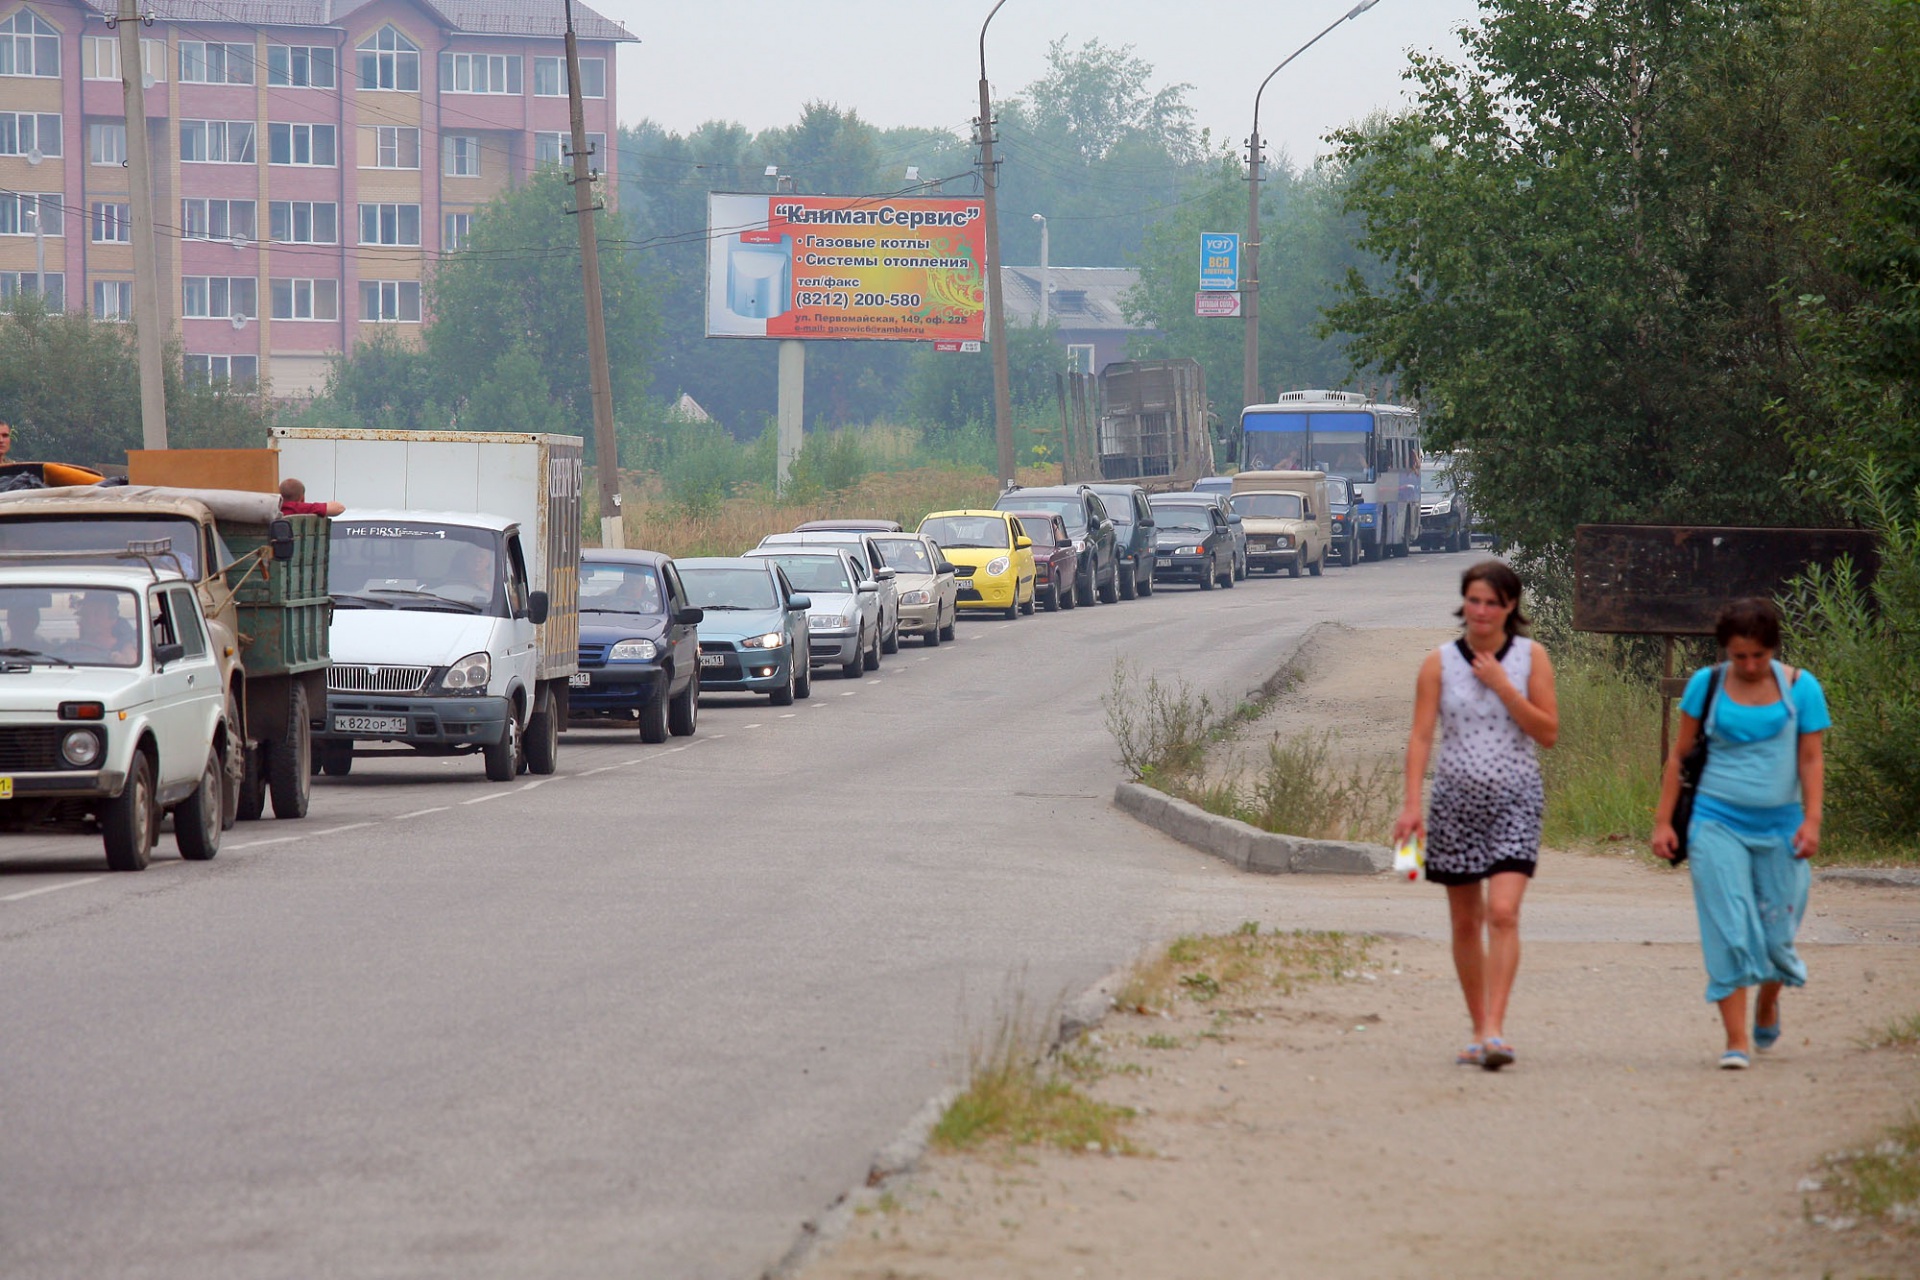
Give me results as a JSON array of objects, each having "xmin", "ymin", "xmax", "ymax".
[
  {"xmin": 1032, "ymin": 211, "xmax": 1048, "ymax": 327},
  {"xmin": 116, "ymin": 0, "xmax": 168, "ymax": 449},
  {"xmin": 977, "ymin": 0, "xmax": 1015, "ymax": 492},
  {"xmin": 563, "ymin": 0, "xmax": 623, "ymax": 548}
]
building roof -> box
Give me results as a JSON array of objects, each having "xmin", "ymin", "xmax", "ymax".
[
  {"xmin": 999, "ymin": 267, "xmax": 1143, "ymax": 333},
  {"xmin": 81, "ymin": 0, "xmax": 636, "ymax": 41}
]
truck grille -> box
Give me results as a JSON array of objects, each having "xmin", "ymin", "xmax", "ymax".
[
  {"xmin": 328, "ymin": 664, "xmax": 430, "ymax": 694},
  {"xmin": 0, "ymin": 727, "xmax": 62, "ymax": 771}
]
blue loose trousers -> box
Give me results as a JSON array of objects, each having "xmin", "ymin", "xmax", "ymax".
[{"xmin": 1686, "ymin": 816, "xmax": 1809, "ymax": 1003}]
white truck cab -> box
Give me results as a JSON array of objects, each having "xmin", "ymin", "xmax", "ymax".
[{"xmin": 0, "ymin": 563, "xmax": 229, "ymax": 869}]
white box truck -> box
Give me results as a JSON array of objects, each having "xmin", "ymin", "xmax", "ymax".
[{"xmin": 269, "ymin": 428, "xmax": 582, "ymax": 782}]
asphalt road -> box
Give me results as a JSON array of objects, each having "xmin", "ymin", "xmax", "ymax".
[{"xmin": 1, "ymin": 550, "xmax": 1466, "ymax": 1280}]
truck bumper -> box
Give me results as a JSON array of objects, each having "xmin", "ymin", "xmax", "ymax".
[
  {"xmin": 319, "ymin": 693, "xmax": 513, "ymax": 747},
  {"xmin": 0, "ymin": 769, "xmax": 125, "ymax": 800}
]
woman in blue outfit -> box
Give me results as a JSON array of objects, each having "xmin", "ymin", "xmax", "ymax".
[{"xmin": 1651, "ymin": 598, "xmax": 1830, "ymax": 1070}]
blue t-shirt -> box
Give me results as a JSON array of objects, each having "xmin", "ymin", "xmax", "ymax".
[{"xmin": 1681, "ymin": 663, "xmax": 1830, "ymax": 826}]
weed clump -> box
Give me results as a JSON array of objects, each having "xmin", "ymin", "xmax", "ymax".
[
  {"xmin": 1115, "ymin": 927, "xmax": 1373, "ymax": 1015},
  {"xmin": 931, "ymin": 998, "xmax": 1135, "ymax": 1156}
]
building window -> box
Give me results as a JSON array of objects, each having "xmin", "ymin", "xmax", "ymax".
[
  {"xmin": 360, "ymin": 279, "xmax": 420, "ymax": 323},
  {"xmin": 180, "ymin": 120, "xmax": 256, "ymax": 164},
  {"xmin": 443, "ymin": 211, "xmax": 473, "ymax": 250},
  {"xmin": 184, "ymin": 354, "xmax": 258, "ymax": 387},
  {"xmin": 442, "ymin": 134, "xmax": 480, "ymax": 177},
  {"xmin": 439, "ymin": 51, "xmax": 519, "ymax": 95},
  {"xmin": 368, "ymin": 125, "xmax": 420, "ymax": 169},
  {"xmin": 89, "ymin": 121, "xmax": 125, "ymax": 165},
  {"xmin": 535, "ymin": 131, "xmax": 604, "ymax": 170},
  {"xmin": 179, "ymin": 41, "xmax": 254, "ymax": 85},
  {"xmin": 267, "ymin": 44, "xmax": 334, "ymax": 88},
  {"xmin": 86, "ymin": 35, "xmax": 166, "ymax": 82},
  {"xmin": 270, "ymin": 277, "xmax": 338, "ymax": 321},
  {"xmin": 268, "ymin": 122, "xmax": 336, "ymax": 167},
  {"xmin": 93, "ymin": 278, "xmax": 133, "ymax": 319},
  {"xmin": 0, "ymin": 192, "xmax": 61, "ymax": 237},
  {"xmin": 182, "ymin": 275, "xmax": 257, "ymax": 320},
  {"xmin": 1067, "ymin": 344, "xmax": 1096, "ymax": 374},
  {"xmin": 532, "ymin": 56, "xmax": 603, "ymax": 98},
  {"xmin": 0, "ymin": 112, "xmax": 60, "ymax": 158},
  {"xmin": 0, "ymin": 10, "xmax": 59, "ymax": 78},
  {"xmin": 1, "ymin": 271, "xmax": 63, "ymax": 309},
  {"xmin": 356, "ymin": 25, "xmax": 418, "ymax": 91},
  {"xmin": 182, "ymin": 198, "xmax": 256, "ymax": 241},
  {"xmin": 269, "ymin": 200, "xmax": 337, "ymax": 244},
  {"xmin": 358, "ymin": 203, "xmax": 420, "ymax": 246},
  {"xmin": 92, "ymin": 201, "xmax": 130, "ymax": 243}
]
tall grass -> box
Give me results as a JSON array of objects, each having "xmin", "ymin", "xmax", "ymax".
[{"xmin": 1541, "ymin": 644, "xmax": 1665, "ymax": 847}]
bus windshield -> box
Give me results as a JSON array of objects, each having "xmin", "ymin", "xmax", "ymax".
[{"xmin": 1241, "ymin": 410, "xmax": 1375, "ymax": 475}]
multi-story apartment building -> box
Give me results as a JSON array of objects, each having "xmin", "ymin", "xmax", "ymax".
[{"xmin": 0, "ymin": 0, "xmax": 630, "ymax": 395}]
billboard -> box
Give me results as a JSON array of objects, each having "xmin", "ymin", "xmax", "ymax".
[{"xmin": 705, "ymin": 193, "xmax": 988, "ymax": 342}]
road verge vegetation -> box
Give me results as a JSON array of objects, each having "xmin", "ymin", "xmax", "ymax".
[
  {"xmin": 1114, "ymin": 923, "xmax": 1373, "ymax": 1015},
  {"xmin": 930, "ymin": 995, "xmax": 1135, "ymax": 1157}
]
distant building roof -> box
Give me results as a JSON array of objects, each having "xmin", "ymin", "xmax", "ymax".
[
  {"xmin": 999, "ymin": 267, "xmax": 1143, "ymax": 332},
  {"xmin": 668, "ymin": 393, "xmax": 714, "ymax": 423},
  {"xmin": 82, "ymin": 0, "xmax": 636, "ymax": 41}
]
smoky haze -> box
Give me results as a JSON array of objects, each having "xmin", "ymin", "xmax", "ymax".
[{"xmin": 602, "ymin": 0, "xmax": 1478, "ymax": 166}]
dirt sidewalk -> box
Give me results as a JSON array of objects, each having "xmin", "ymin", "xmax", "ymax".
[{"xmin": 803, "ymin": 629, "xmax": 1920, "ymax": 1280}]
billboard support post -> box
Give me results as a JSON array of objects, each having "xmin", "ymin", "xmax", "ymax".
[
  {"xmin": 116, "ymin": 0, "xmax": 168, "ymax": 450},
  {"xmin": 776, "ymin": 340, "xmax": 805, "ymax": 495},
  {"xmin": 978, "ymin": 0, "xmax": 1015, "ymax": 492}
]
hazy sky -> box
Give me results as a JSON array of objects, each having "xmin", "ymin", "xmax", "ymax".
[{"xmin": 598, "ymin": 0, "xmax": 1484, "ymax": 166}]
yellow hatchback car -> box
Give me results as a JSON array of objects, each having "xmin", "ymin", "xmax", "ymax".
[{"xmin": 918, "ymin": 509, "xmax": 1036, "ymax": 619}]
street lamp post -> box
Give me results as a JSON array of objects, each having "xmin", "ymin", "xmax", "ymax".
[
  {"xmin": 1031, "ymin": 212, "xmax": 1048, "ymax": 327},
  {"xmin": 1243, "ymin": 0, "xmax": 1381, "ymax": 411},
  {"xmin": 977, "ymin": 0, "xmax": 1016, "ymax": 491}
]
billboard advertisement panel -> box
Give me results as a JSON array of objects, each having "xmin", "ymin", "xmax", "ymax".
[{"xmin": 705, "ymin": 193, "xmax": 988, "ymax": 342}]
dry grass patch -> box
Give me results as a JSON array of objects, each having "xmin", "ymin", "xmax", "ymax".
[
  {"xmin": 1114, "ymin": 923, "xmax": 1373, "ymax": 1015},
  {"xmin": 930, "ymin": 999, "xmax": 1136, "ymax": 1157},
  {"xmin": 1863, "ymin": 1010, "xmax": 1920, "ymax": 1050},
  {"xmin": 1814, "ymin": 1110, "xmax": 1920, "ymax": 1234}
]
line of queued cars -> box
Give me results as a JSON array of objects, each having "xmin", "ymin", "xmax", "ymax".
[{"xmin": 566, "ymin": 474, "xmax": 1358, "ymax": 741}]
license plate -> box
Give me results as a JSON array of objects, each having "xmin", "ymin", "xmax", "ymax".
[
  {"xmin": 568, "ymin": 671, "xmax": 591, "ymax": 688},
  {"xmin": 1156, "ymin": 556, "xmax": 1172, "ymax": 565},
  {"xmin": 334, "ymin": 714, "xmax": 406, "ymax": 734},
  {"xmin": 0, "ymin": 777, "xmax": 11, "ymax": 800},
  {"xmin": 699, "ymin": 653, "xmax": 725, "ymax": 668}
]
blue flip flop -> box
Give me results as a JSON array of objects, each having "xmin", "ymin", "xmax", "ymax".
[
  {"xmin": 1456, "ymin": 1043, "xmax": 1485, "ymax": 1067},
  {"xmin": 1754, "ymin": 1023, "xmax": 1782, "ymax": 1051},
  {"xmin": 1720, "ymin": 1050, "xmax": 1751, "ymax": 1070}
]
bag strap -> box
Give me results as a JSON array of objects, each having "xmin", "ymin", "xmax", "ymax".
[{"xmin": 1701, "ymin": 664, "xmax": 1724, "ymax": 735}]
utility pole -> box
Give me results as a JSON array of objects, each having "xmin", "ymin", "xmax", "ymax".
[
  {"xmin": 116, "ymin": 0, "xmax": 167, "ymax": 449},
  {"xmin": 1243, "ymin": 0, "xmax": 1381, "ymax": 411},
  {"xmin": 1031, "ymin": 211, "xmax": 1048, "ymax": 327},
  {"xmin": 977, "ymin": 0, "xmax": 1014, "ymax": 491},
  {"xmin": 563, "ymin": 0, "xmax": 623, "ymax": 548}
]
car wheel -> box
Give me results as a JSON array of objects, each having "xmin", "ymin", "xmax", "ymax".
[
  {"xmin": 1289, "ymin": 554, "xmax": 1302, "ymax": 578},
  {"xmin": 1309, "ymin": 550, "xmax": 1324, "ymax": 577},
  {"xmin": 319, "ymin": 740, "xmax": 354, "ymax": 776},
  {"xmin": 1043, "ymin": 579, "xmax": 1061, "ymax": 611},
  {"xmin": 1099, "ymin": 563, "xmax": 1121, "ymax": 604},
  {"xmin": 940, "ymin": 609, "xmax": 956, "ymax": 641},
  {"xmin": 235, "ymin": 744, "xmax": 266, "ymax": 821},
  {"xmin": 102, "ymin": 748, "xmax": 155, "ymax": 871},
  {"xmin": 639, "ymin": 685, "xmax": 669, "ymax": 742},
  {"xmin": 484, "ymin": 712, "xmax": 521, "ymax": 780},
  {"xmin": 1234, "ymin": 554, "xmax": 1247, "ymax": 582},
  {"xmin": 1117, "ymin": 559, "xmax": 1137, "ymax": 600},
  {"xmin": 1221, "ymin": 558, "xmax": 1236, "ymax": 588},
  {"xmin": 526, "ymin": 685, "xmax": 561, "ymax": 770},
  {"xmin": 863, "ymin": 623, "xmax": 883, "ymax": 668},
  {"xmin": 173, "ymin": 745, "xmax": 224, "ymax": 861},
  {"xmin": 1200, "ymin": 563, "xmax": 1216, "ymax": 590},
  {"xmin": 1020, "ymin": 583, "xmax": 1036, "ymax": 615},
  {"xmin": 1074, "ymin": 567, "xmax": 1096, "ymax": 607},
  {"xmin": 1138, "ymin": 563, "xmax": 1155, "ymax": 596},
  {"xmin": 843, "ymin": 631, "xmax": 865, "ymax": 679},
  {"xmin": 221, "ymin": 694, "xmax": 243, "ymax": 829},
  {"xmin": 769, "ymin": 661, "xmax": 795, "ymax": 706},
  {"xmin": 795, "ymin": 650, "xmax": 813, "ymax": 699},
  {"xmin": 882, "ymin": 621, "xmax": 900, "ymax": 655},
  {"xmin": 668, "ymin": 676, "xmax": 699, "ymax": 736},
  {"xmin": 267, "ymin": 682, "xmax": 311, "ymax": 820}
]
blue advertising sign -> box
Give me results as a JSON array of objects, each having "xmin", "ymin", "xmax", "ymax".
[{"xmin": 1199, "ymin": 232, "xmax": 1239, "ymax": 291}]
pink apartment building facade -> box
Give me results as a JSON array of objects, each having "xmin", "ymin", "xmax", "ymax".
[{"xmin": 0, "ymin": 0, "xmax": 630, "ymax": 396}]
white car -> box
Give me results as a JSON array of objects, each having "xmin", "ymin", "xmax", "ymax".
[
  {"xmin": 0, "ymin": 565, "xmax": 229, "ymax": 870},
  {"xmin": 743, "ymin": 548, "xmax": 882, "ymax": 679}
]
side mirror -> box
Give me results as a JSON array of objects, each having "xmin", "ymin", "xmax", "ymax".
[
  {"xmin": 154, "ymin": 641, "xmax": 185, "ymax": 669},
  {"xmin": 1228, "ymin": 513, "xmax": 1244, "ymax": 525},
  {"xmin": 875, "ymin": 566, "xmax": 897, "ymax": 581},
  {"xmin": 1015, "ymin": 535, "xmax": 1032, "ymax": 550},
  {"xmin": 674, "ymin": 606, "xmax": 704, "ymax": 626},
  {"xmin": 857, "ymin": 579, "xmax": 880, "ymax": 594},
  {"xmin": 526, "ymin": 590, "xmax": 550, "ymax": 625},
  {"xmin": 934, "ymin": 560, "xmax": 956, "ymax": 576},
  {"xmin": 268, "ymin": 518, "xmax": 296, "ymax": 561},
  {"xmin": 787, "ymin": 594, "xmax": 812, "ymax": 611}
]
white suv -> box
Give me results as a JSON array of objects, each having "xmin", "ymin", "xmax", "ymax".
[{"xmin": 0, "ymin": 566, "xmax": 229, "ymax": 870}]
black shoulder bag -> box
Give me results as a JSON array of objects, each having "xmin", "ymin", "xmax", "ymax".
[{"xmin": 1669, "ymin": 665, "xmax": 1724, "ymax": 865}]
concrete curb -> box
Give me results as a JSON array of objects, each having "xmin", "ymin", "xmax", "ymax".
[
  {"xmin": 1816, "ymin": 867, "xmax": 1920, "ymax": 890},
  {"xmin": 1114, "ymin": 781, "xmax": 1392, "ymax": 875}
]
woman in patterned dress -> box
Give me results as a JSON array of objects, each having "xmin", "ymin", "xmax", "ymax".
[{"xmin": 1394, "ymin": 562, "xmax": 1559, "ymax": 1071}]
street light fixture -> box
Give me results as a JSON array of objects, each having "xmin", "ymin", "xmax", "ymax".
[
  {"xmin": 1243, "ymin": 0, "xmax": 1381, "ymax": 411},
  {"xmin": 1031, "ymin": 212, "xmax": 1049, "ymax": 327},
  {"xmin": 977, "ymin": 0, "xmax": 1016, "ymax": 490}
]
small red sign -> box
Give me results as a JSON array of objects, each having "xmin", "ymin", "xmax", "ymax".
[{"xmin": 1194, "ymin": 291, "xmax": 1242, "ymax": 318}]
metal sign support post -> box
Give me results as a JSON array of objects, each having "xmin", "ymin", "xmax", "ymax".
[{"xmin": 776, "ymin": 340, "xmax": 804, "ymax": 495}]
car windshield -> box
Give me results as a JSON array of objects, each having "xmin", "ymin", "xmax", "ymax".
[
  {"xmin": 1, "ymin": 585, "xmax": 142, "ymax": 667},
  {"xmin": 1003, "ymin": 497, "xmax": 1085, "ymax": 532},
  {"xmin": 762, "ymin": 555, "xmax": 853, "ymax": 594},
  {"xmin": 1155, "ymin": 510, "xmax": 1213, "ymax": 533},
  {"xmin": 0, "ymin": 515, "xmax": 203, "ymax": 580},
  {"xmin": 1012, "ymin": 517, "xmax": 1059, "ymax": 547},
  {"xmin": 678, "ymin": 565, "xmax": 778, "ymax": 610},
  {"xmin": 872, "ymin": 538, "xmax": 932, "ymax": 572},
  {"xmin": 1422, "ymin": 473, "xmax": 1455, "ymax": 496},
  {"xmin": 1230, "ymin": 493, "xmax": 1304, "ymax": 520},
  {"xmin": 580, "ymin": 562, "xmax": 664, "ymax": 614},
  {"xmin": 329, "ymin": 522, "xmax": 500, "ymax": 614},
  {"xmin": 919, "ymin": 515, "xmax": 1009, "ymax": 550},
  {"xmin": 1327, "ymin": 478, "xmax": 1354, "ymax": 505}
]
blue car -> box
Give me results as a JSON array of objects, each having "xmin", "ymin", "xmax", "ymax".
[
  {"xmin": 675, "ymin": 557, "xmax": 813, "ymax": 705},
  {"xmin": 573, "ymin": 550, "xmax": 705, "ymax": 742}
]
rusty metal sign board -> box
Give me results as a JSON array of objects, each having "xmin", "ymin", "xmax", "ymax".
[{"xmin": 1573, "ymin": 525, "xmax": 1880, "ymax": 635}]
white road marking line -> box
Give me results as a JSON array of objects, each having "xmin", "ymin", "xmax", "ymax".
[
  {"xmin": 461, "ymin": 791, "xmax": 512, "ymax": 805},
  {"xmin": 309, "ymin": 823, "xmax": 372, "ymax": 837},
  {"xmin": 840, "ymin": 690, "xmax": 857, "ymax": 696},
  {"xmin": 392, "ymin": 806, "xmax": 449, "ymax": 819},
  {"xmin": 743, "ymin": 723, "xmax": 762, "ymax": 729},
  {"xmin": 227, "ymin": 835, "xmax": 302, "ymax": 850},
  {"xmin": 578, "ymin": 765, "xmax": 623, "ymax": 776},
  {"xmin": 1, "ymin": 877, "xmax": 104, "ymax": 903},
  {"xmin": 779, "ymin": 713, "xmax": 796, "ymax": 719}
]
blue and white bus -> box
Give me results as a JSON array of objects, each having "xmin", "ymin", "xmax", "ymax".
[{"xmin": 1239, "ymin": 391, "xmax": 1422, "ymax": 561}]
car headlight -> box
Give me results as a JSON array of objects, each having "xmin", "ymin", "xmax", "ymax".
[
  {"xmin": 60, "ymin": 728, "xmax": 102, "ymax": 768},
  {"xmin": 900, "ymin": 589, "xmax": 931, "ymax": 606},
  {"xmin": 609, "ymin": 638, "xmax": 659, "ymax": 661},
  {"xmin": 740, "ymin": 632, "xmax": 785, "ymax": 650},
  {"xmin": 985, "ymin": 556, "xmax": 1010, "ymax": 576},
  {"xmin": 1072, "ymin": 538, "xmax": 1087, "ymax": 553},
  {"xmin": 441, "ymin": 651, "xmax": 491, "ymax": 690},
  {"xmin": 1360, "ymin": 512, "xmax": 1377, "ymax": 525},
  {"xmin": 1276, "ymin": 535, "xmax": 1293, "ymax": 548}
]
